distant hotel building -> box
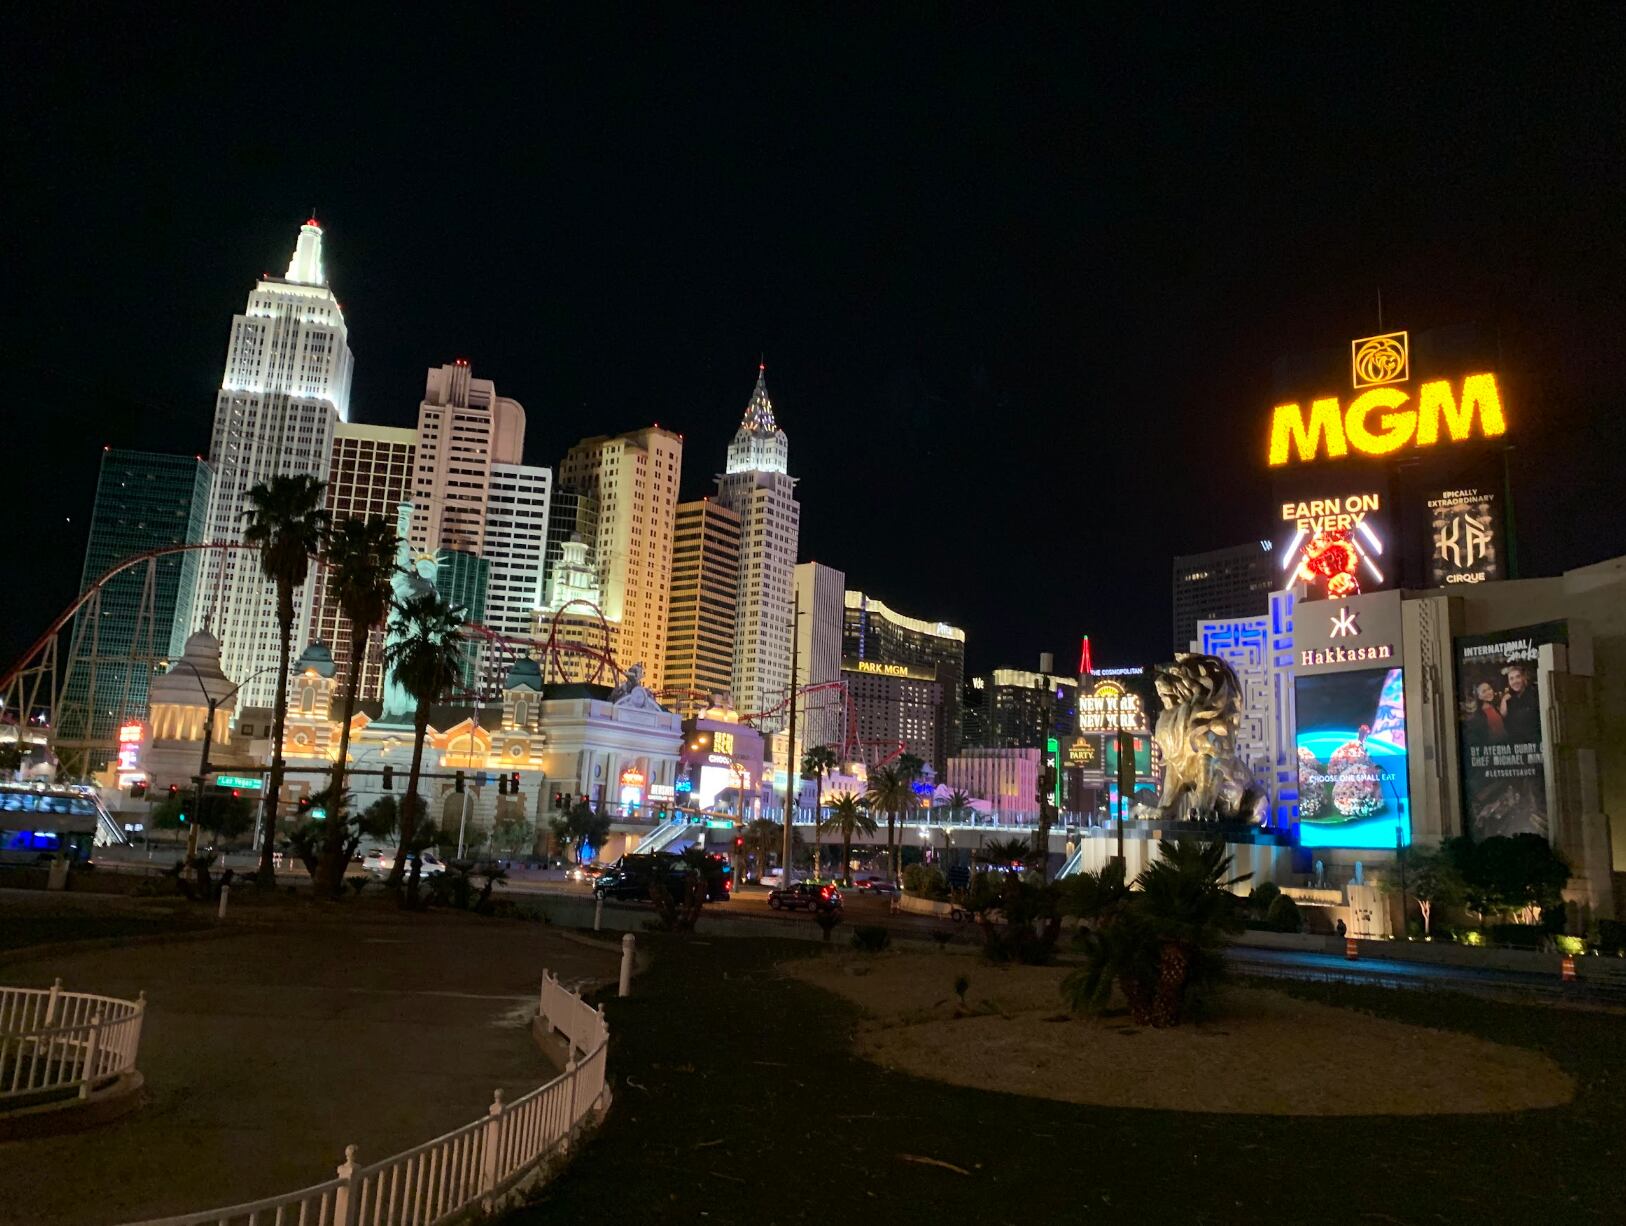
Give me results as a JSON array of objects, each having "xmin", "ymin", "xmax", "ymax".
[
  {"xmin": 190, "ymin": 218, "xmax": 353, "ymax": 707},
  {"xmin": 483, "ymin": 463, "xmax": 552, "ymax": 640},
  {"xmin": 1172, "ymin": 540, "xmax": 1274, "ymax": 654},
  {"xmin": 63, "ymin": 449, "xmax": 211, "ymax": 752},
  {"xmin": 716, "ymin": 366, "xmax": 799, "ymax": 727},
  {"xmin": 558, "ymin": 426, "xmax": 683, "ymax": 689},
  {"xmin": 794, "ymin": 561, "xmax": 847, "ymax": 757},
  {"xmin": 308, "ymin": 421, "xmax": 416, "ymax": 703},
  {"xmin": 840, "ymin": 658, "xmax": 943, "ymax": 771},
  {"xmin": 841, "ymin": 589, "xmax": 965, "ymax": 769},
  {"xmin": 969, "ymin": 657, "xmax": 1078, "ymax": 751},
  {"xmin": 663, "ymin": 499, "xmax": 741, "ymax": 717}
]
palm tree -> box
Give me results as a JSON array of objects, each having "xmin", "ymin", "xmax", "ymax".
[
  {"xmin": 894, "ymin": 752, "xmax": 927, "ymax": 785},
  {"xmin": 974, "ymin": 836, "xmax": 1034, "ymax": 871},
  {"xmin": 865, "ymin": 765, "xmax": 916, "ymax": 883},
  {"xmin": 824, "ymin": 792, "xmax": 876, "ymax": 886},
  {"xmin": 314, "ymin": 514, "xmax": 398, "ymax": 897},
  {"xmin": 242, "ymin": 474, "xmax": 329, "ymax": 884},
  {"xmin": 381, "ymin": 590, "xmax": 468, "ymax": 891},
  {"xmin": 739, "ymin": 816, "xmax": 795, "ymax": 880},
  {"xmin": 801, "ymin": 745, "xmax": 839, "ymax": 879},
  {"xmin": 938, "ymin": 788, "xmax": 972, "ymax": 823}
]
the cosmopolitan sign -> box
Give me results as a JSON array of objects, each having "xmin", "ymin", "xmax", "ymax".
[{"xmin": 1267, "ymin": 331, "xmax": 1507, "ymax": 466}]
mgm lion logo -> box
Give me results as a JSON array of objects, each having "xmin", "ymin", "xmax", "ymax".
[
  {"xmin": 1152, "ymin": 654, "xmax": 1262, "ymax": 823},
  {"xmin": 1351, "ymin": 330, "xmax": 1409, "ymax": 388}
]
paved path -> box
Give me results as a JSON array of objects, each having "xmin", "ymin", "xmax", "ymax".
[{"xmin": 0, "ymin": 907, "xmax": 617, "ymax": 1225}]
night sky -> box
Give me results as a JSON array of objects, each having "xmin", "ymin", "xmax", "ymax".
[{"xmin": 10, "ymin": 9, "xmax": 1625, "ymax": 675}]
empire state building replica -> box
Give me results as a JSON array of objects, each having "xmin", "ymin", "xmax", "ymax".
[{"xmin": 189, "ymin": 218, "xmax": 354, "ymax": 707}]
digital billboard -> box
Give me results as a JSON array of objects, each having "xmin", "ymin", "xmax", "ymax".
[
  {"xmin": 1426, "ymin": 484, "xmax": 1505, "ymax": 587},
  {"xmin": 1274, "ymin": 476, "xmax": 1393, "ymax": 598},
  {"xmin": 1293, "ymin": 667, "xmax": 1411, "ymax": 849},
  {"xmin": 1454, "ymin": 622, "xmax": 1566, "ymax": 839}
]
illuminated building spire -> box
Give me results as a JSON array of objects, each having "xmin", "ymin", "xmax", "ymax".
[
  {"xmin": 285, "ymin": 215, "xmax": 326, "ymax": 286},
  {"xmin": 725, "ymin": 360, "xmax": 788, "ymax": 475}
]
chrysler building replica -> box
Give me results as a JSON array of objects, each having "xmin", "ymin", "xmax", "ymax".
[
  {"xmin": 189, "ymin": 218, "xmax": 354, "ymax": 706},
  {"xmin": 716, "ymin": 364, "xmax": 800, "ymax": 727}
]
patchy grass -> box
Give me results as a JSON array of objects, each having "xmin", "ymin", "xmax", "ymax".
[
  {"xmin": 0, "ymin": 911, "xmax": 212, "ymax": 953},
  {"xmin": 508, "ymin": 936, "xmax": 1626, "ymax": 1224}
]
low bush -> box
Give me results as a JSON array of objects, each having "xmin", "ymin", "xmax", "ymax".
[
  {"xmin": 1265, "ymin": 893, "xmax": 1303, "ymax": 933},
  {"xmin": 1593, "ymin": 919, "xmax": 1626, "ymax": 956},
  {"xmin": 901, "ymin": 864, "xmax": 949, "ymax": 900},
  {"xmin": 1249, "ymin": 882, "xmax": 1281, "ymax": 915},
  {"xmin": 1489, "ymin": 923, "xmax": 1545, "ymax": 949},
  {"xmin": 850, "ymin": 925, "xmax": 892, "ymax": 953}
]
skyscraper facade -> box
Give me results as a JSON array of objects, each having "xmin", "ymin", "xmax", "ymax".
[
  {"xmin": 841, "ymin": 589, "xmax": 966, "ymax": 768},
  {"xmin": 558, "ymin": 426, "xmax": 683, "ymax": 688},
  {"xmin": 482, "ymin": 462, "xmax": 552, "ymax": 640},
  {"xmin": 716, "ymin": 367, "xmax": 799, "ymax": 727},
  {"xmin": 308, "ymin": 421, "xmax": 417, "ymax": 703},
  {"xmin": 408, "ymin": 361, "xmax": 525, "ymax": 557},
  {"xmin": 973, "ymin": 665, "xmax": 1079, "ymax": 750},
  {"xmin": 1171, "ymin": 540, "xmax": 1274, "ymax": 654},
  {"xmin": 190, "ymin": 218, "xmax": 354, "ymax": 707},
  {"xmin": 62, "ymin": 449, "xmax": 211, "ymax": 750},
  {"xmin": 663, "ymin": 499, "xmax": 741, "ymax": 717},
  {"xmin": 793, "ymin": 561, "xmax": 847, "ymax": 757}
]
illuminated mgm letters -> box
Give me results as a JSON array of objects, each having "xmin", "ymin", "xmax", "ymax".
[{"xmin": 1267, "ymin": 373, "xmax": 1507, "ymax": 466}]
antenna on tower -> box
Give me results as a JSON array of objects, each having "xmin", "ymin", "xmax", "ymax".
[{"xmin": 1377, "ymin": 287, "xmax": 1384, "ymax": 331}]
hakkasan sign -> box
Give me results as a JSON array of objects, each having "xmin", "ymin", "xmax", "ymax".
[{"xmin": 1267, "ymin": 330, "xmax": 1507, "ymax": 466}]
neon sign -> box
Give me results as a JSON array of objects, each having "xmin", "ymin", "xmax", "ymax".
[
  {"xmin": 116, "ymin": 721, "xmax": 146, "ymax": 784},
  {"xmin": 1079, "ymin": 681, "xmax": 1143, "ymax": 734},
  {"xmin": 1267, "ymin": 374, "xmax": 1506, "ymax": 466}
]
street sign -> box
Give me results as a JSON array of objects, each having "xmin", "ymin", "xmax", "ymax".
[{"xmin": 215, "ymin": 775, "xmax": 264, "ymax": 790}]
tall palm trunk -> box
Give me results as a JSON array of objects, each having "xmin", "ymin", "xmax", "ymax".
[
  {"xmin": 841, "ymin": 827, "xmax": 852, "ymax": 887},
  {"xmin": 388, "ymin": 699, "xmax": 430, "ymax": 891},
  {"xmin": 887, "ymin": 812, "xmax": 898, "ymax": 882},
  {"xmin": 257, "ymin": 582, "xmax": 295, "ymax": 884},
  {"xmin": 316, "ymin": 625, "xmax": 367, "ymax": 897}
]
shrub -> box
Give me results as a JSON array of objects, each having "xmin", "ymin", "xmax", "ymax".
[
  {"xmin": 1593, "ymin": 919, "xmax": 1626, "ymax": 956},
  {"xmin": 902, "ymin": 864, "xmax": 927, "ymax": 895},
  {"xmin": 814, "ymin": 910, "xmax": 843, "ymax": 943},
  {"xmin": 1265, "ymin": 893, "xmax": 1303, "ymax": 933},
  {"xmin": 1488, "ymin": 922, "xmax": 1545, "ymax": 949},
  {"xmin": 1249, "ymin": 882, "xmax": 1281, "ymax": 916},
  {"xmin": 850, "ymin": 925, "xmax": 892, "ymax": 953}
]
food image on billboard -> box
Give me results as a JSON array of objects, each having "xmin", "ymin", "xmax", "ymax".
[
  {"xmin": 1274, "ymin": 482, "xmax": 1392, "ymax": 598},
  {"xmin": 1293, "ymin": 667, "xmax": 1410, "ymax": 848},
  {"xmin": 1455, "ymin": 622, "xmax": 1566, "ymax": 839},
  {"xmin": 1427, "ymin": 486, "xmax": 1504, "ymax": 587}
]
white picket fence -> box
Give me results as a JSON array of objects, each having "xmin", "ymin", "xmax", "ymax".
[
  {"xmin": 1, "ymin": 979, "xmax": 146, "ymax": 1104},
  {"xmin": 123, "ymin": 971, "xmax": 610, "ymax": 1226}
]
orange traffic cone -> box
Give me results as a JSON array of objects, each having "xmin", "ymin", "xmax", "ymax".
[
  {"xmin": 1345, "ymin": 936, "xmax": 1358, "ymax": 960},
  {"xmin": 1560, "ymin": 955, "xmax": 1577, "ymax": 982}
]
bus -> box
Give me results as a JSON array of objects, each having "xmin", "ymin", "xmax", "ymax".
[{"xmin": 0, "ymin": 782, "xmax": 121, "ymax": 866}]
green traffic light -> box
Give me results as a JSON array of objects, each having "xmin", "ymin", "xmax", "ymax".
[{"xmin": 310, "ymin": 808, "xmax": 327, "ymax": 821}]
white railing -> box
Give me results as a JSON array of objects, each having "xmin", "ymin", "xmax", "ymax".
[
  {"xmin": 124, "ymin": 971, "xmax": 610, "ymax": 1226},
  {"xmin": 1, "ymin": 978, "xmax": 146, "ymax": 1104}
]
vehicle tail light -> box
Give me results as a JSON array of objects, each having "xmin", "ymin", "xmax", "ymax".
[
  {"xmin": 724, "ymin": 878, "xmax": 732, "ymax": 891},
  {"xmin": 821, "ymin": 887, "xmax": 830, "ymax": 898}
]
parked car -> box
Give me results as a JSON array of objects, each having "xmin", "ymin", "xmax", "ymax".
[
  {"xmin": 854, "ymin": 875, "xmax": 899, "ymax": 896},
  {"xmin": 362, "ymin": 848, "xmax": 447, "ymax": 878},
  {"xmin": 768, "ymin": 881, "xmax": 842, "ymax": 912}
]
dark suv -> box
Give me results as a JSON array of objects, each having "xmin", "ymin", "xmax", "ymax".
[
  {"xmin": 594, "ymin": 853, "xmax": 732, "ymax": 903},
  {"xmin": 768, "ymin": 881, "xmax": 842, "ymax": 912}
]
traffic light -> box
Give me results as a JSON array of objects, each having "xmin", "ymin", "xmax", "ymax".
[
  {"xmin": 168, "ymin": 784, "xmax": 179, "ymax": 798},
  {"xmin": 454, "ymin": 770, "xmax": 466, "ymax": 794},
  {"xmin": 509, "ymin": 772, "xmax": 520, "ymax": 795},
  {"xmin": 497, "ymin": 774, "xmax": 508, "ymax": 795},
  {"xmin": 129, "ymin": 781, "xmax": 148, "ymax": 799},
  {"xmin": 382, "ymin": 764, "xmax": 394, "ymax": 791},
  {"xmin": 734, "ymin": 836, "xmax": 744, "ymax": 851}
]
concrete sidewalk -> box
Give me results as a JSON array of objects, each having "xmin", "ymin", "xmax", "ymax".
[{"xmin": 0, "ymin": 907, "xmax": 617, "ymax": 1225}]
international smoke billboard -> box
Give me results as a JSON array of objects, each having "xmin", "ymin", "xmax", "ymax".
[
  {"xmin": 1293, "ymin": 667, "xmax": 1411, "ymax": 849},
  {"xmin": 1454, "ymin": 622, "xmax": 1566, "ymax": 839}
]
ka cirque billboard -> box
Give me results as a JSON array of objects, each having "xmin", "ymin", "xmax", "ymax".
[
  {"xmin": 1455, "ymin": 622, "xmax": 1566, "ymax": 839},
  {"xmin": 1425, "ymin": 483, "xmax": 1506, "ymax": 587}
]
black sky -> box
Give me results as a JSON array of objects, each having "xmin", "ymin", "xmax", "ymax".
[{"xmin": 9, "ymin": 7, "xmax": 1625, "ymax": 674}]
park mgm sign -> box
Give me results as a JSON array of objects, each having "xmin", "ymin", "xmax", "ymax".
[{"xmin": 1267, "ymin": 330, "xmax": 1507, "ymax": 467}]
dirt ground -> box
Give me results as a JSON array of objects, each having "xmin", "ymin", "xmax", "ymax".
[{"xmin": 785, "ymin": 951, "xmax": 1574, "ymax": 1116}]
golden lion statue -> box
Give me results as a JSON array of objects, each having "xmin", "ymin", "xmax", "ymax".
[{"xmin": 1152, "ymin": 654, "xmax": 1261, "ymax": 822}]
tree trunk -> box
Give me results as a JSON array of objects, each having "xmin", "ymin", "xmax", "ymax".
[
  {"xmin": 257, "ymin": 582, "xmax": 296, "ymax": 885},
  {"xmin": 315, "ymin": 624, "xmax": 367, "ymax": 897},
  {"xmin": 887, "ymin": 812, "xmax": 898, "ymax": 882},
  {"xmin": 389, "ymin": 700, "xmax": 430, "ymax": 891},
  {"xmin": 1150, "ymin": 940, "xmax": 1191, "ymax": 1028},
  {"xmin": 1420, "ymin": 899, "xmax": 1432, "ymax": 937},
  {"xmin": 841, "ymin": 831, "xmax": 851, "ymax": 887},
  {"xmin": 1120, "ymin": 975, "xmax": 1154, "ymax": 1026}
]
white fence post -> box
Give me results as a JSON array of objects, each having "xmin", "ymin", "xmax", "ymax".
[
  {"xmin": 594, "ymin": 895, "xmax": 603, "ymax": 932},
  {"xmin": 332, "ymin": 1144, "xmax": 359, "ymax": 1226},
  {"xmin": 217, "ymin": 883, "xmax": 230, "ymax": 919},
  {"xmin": 480, "ymin": 1088, "xmax": 504, "ymax": 1206},
  {"xmin": 45, "ymin": 976, "xmax": 62, "ymax": 1026},
  {"xmin": 78, "ymin": 1011, "xmax": 103, "ymax": 1099},
  {"xmin": 563, "ymin": 1058, "xmax": 579, "ymax": 1150},
  {"xmin": 618, "ymin": 934, "xmax": 635, "ymax": 998}
]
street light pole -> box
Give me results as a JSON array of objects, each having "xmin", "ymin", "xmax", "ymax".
[
  {"xmin": 780, "ymin": 588, "xmax": 801, "ymax": 883},
  {"xmin": 170, "ymin": 662, "xmax": 274, "ymax": 863}
]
